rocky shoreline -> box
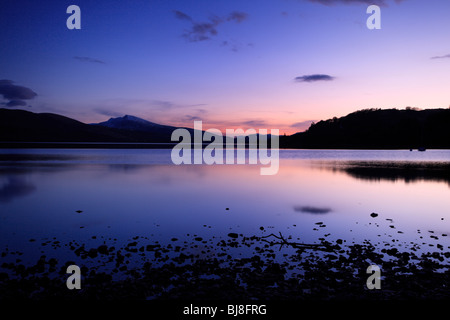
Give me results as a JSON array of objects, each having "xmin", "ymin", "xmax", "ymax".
[{"xmin": 1, "ymin": 223, "xmax": 450, "ymax": 301}]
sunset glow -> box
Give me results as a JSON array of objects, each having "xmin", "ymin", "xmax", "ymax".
[{"xmin": 1, "ymin": 0, "xmax": 450, "ymax": 134}]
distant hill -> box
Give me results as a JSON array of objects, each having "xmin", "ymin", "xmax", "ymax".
[
  {"xmin": 91, "ymin": 114, "xmax": 184, "ymax": 142},
  {"xmin": 281, "ymin": 108, "xmax": 450, "ymax": 149},
  {"xmin": 0, "ymin": 109, "xmax": 259, "ymax": 146},
  {"xmin": 93, "ymin": 115, "xmax": 176, "ymax": 134},
  {"xmin": 0, "ymin": 108, "xmax": 127, "ymax": 142},
  {"xmin": 2, "ymin": 107, "xmax": 450, "ymax": 149},
  {"xmin": 0, "ymin": 108, "xmax": 178, "ymax": 143}
]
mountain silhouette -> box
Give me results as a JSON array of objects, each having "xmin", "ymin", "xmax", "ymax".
[
  {"xmin": 281, "ymin": 108, "xmax": 450, "ymax": 149},
  {"xmin": 0, "ymin": 108, "xmax": 180, "ymax": 144},
  {"xmin": 93, "ymin": 115, "xmax": 176, "ymax": 134},
  {"xmin": 0, "ymin": 108, "xmax": 129, "ymax": 142},
  {"xmin": 2, "ymin": 107, "xmax": 450, "ymax": 149}
]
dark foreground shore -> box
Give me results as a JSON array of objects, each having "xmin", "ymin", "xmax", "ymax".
[{"xmin": 1, "ymin": 221, "xmax": 450, "ymax": 302}]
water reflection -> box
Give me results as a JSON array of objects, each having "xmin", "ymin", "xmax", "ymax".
[
  {"xmin": 0, "ymin": 153, "xmax": 83, "ymax": 162},
  {"xmin": 293, "ymin": 206, "xmax": 332, "ymax": 214},
  {"xmin": 318, "ymin": 161, "xmax": 450, "ymax": 186},
  {"xmin": 0, "ymin": 176, "xmax": 36, "ymax": 203},
  {"xmin": 0, "ymin": 149, "xmax": 449, "ymax": 249}
]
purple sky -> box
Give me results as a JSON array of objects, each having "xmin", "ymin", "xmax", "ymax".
[{"xmin": 1, "ymin": 0, "xmax": 450, "ymax": 134}]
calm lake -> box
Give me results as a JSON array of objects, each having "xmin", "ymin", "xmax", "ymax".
[{"xmin": 1, "ymin": 148, "xmax": 450, "ymax": 264}]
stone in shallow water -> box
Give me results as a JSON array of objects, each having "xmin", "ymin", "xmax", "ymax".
[
  {"xmin": 97, "ymin": 245, "xmax": 108, "ymax": 255},
  {"xmin": 87, "ymin": 248, "xmax": 98, "ymax": 258}
]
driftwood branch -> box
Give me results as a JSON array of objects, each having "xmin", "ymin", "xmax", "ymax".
[{"xmin": 255, "ymin": 232, "xmax": 336, "ymax": 252}]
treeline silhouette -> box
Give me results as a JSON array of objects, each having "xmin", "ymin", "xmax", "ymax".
[
  {"xmin": 2, "ymin": 107, "xmax": 450, "ymax": 149},
  {"xmin": 281, "ymin": 108, "xmax": 450, "ymax": 149},
  {"xmin": 332, "ymin": 161, "xmax": 450, "ymax": 186}
]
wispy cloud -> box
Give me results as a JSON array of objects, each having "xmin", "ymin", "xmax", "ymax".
[
  {"xmin": 221, "ymin": 40, "xmax": 254, "ymax": 53},
  {"xmin": 188, "ymin": 103, "xmax": 208, "ymax": 108},
  {"xmin": 0, "ymin": 80, "xmax": 37, "ymax": 108},
  {"xmin": 242, "ymin": 120, "xmax": 268, "ymax": 127},
  {"xmin": 93, "ymin": 108, "xmax": 124, "ymax": 118},
  {"xmin": 431, "ymin": 54, "xmax": 450, "ymax": 60},
  {"xmin": 173, "ymin": 10, "xmax": 249, "ymax": 43},
  {"xmin": 183, "ymin": 115, "xmax": 203, "ymax": 122},
  {"xmin": 304, "ymin": 0, "xmax": 405, "ymax": 6},
  {"xmin": 290, "ymin": 120, "xmax": 316, "ymax": 131},
  {"xmin": 294, "ymin": 74, "xmax": 335, "ymax": 83},
  {"xmin": 150, "ymin": 100, "xmax": 178, "ymax": 109},
  {"xmin": 94, "ymin": 98, "xmax": 207, "ymax": 111},
  {"xmin": 74, "ymin": 56, "xmax": 106, "ymax": 64},
  {"xmin": 227, "ymin": 11, "xmax": 249, "ymax": 23},
  {"xmin": 173, "ymin": 10, "xmax": 192, "ymax": 22}
]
